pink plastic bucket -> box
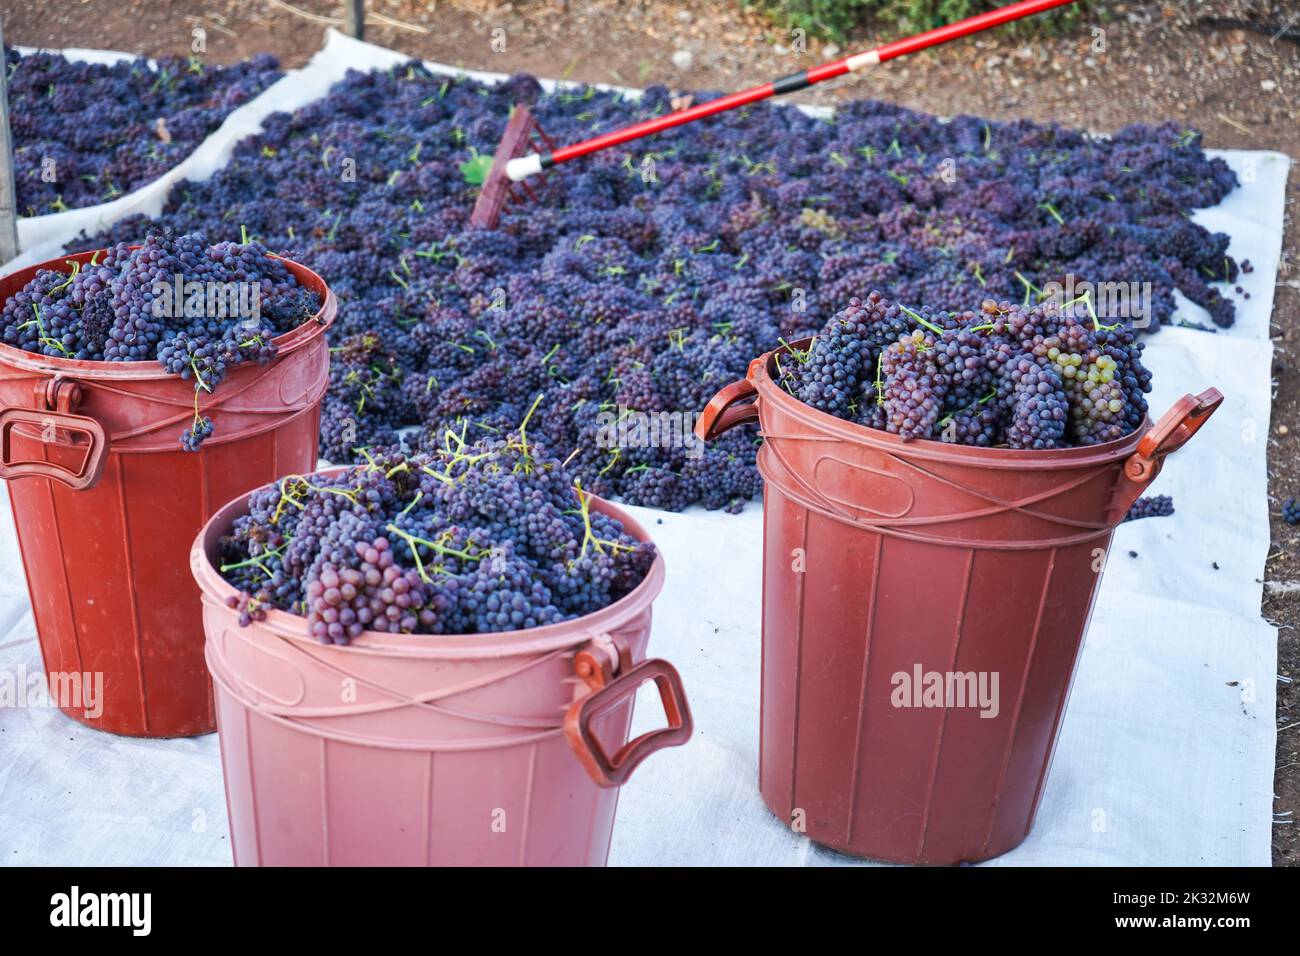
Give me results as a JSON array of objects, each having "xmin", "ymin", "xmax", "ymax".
[{"xmin": 191, "ymin": 478, "xmax": 692, "ymax": 866}]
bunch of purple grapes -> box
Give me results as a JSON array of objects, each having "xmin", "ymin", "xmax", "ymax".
[
  {"xmin": 1282, "ymin": 498, "xmax": 1300, "ymax": 526},
  {"xmin": 0, "ymin": 230, "xmax": 320, "ymax": 449},
  {"xmin": 781, "ymin": 291, "xmax": 1153, "ymax": 450},
  {"xmin": 180, "ymin": 415, "xmax": 214, "ymax": 451},
  {"xmin": 5, "ymin": 48, "xmax": 280, "ymax": 214},
  {"xmin": 217, "ymin": 424, "xmax": 656, "ymax": 644},
  {"xmin": 1123, "ymin": 494, "xmax": 1175, "ymax": 522},
  {"xmin": 67, "ymin": 61, "xmax": 1242, "ymax": 509}
]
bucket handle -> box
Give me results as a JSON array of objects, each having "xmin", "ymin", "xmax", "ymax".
[
  {"xmin": 1124, "ymin": 387, "xmax": 1223, "ymax": 481},
  {"xmin": 0, "ymin": 406, "xmax": 109, "ymax": 490},
  {"xmin": 565, "ymin": 641, "xmax": 693, "ymax": 788},
  {"xmin": 1115, "ymin": 387, "xmax": 1223, "ymax": 512},
  {"xmin": 695, "ymin": 375, "xmax": 759, "ymax": 442}
]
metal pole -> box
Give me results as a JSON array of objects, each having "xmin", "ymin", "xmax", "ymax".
[
  {"xmin": 344, "ymin": 0, "xmax": 365, "ymax": 40},
  {"xmin": 0, "ymin": 12, "xmax": 22, "ymax": 263}
]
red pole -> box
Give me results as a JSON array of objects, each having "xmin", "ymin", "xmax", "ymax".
[{"xmin": 532, "ymin": 0, "xmax": 1073, "ymax": 175}]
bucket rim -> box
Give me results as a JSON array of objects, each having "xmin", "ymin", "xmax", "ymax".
[
  {"xmin": 756, "ymin": 337, "xmax": 1150, "ymax": 468},
  {"xmin": 191, "ymin": 466, "xmax": 667, "ymax": 660},
  {"xmin": 0, "ymin": 247, "xmax": 336, "ymax": 379}
]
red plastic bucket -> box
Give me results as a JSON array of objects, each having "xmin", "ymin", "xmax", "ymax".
[
  {"xmin": 698, "ymin": 343, "xmax": 1221, "ymax": 864},
  {"xmin": 190, "ymin": 478, "xmax": 693, "ymax": 866},
  {"xmin": 0, "ymin": 249, "xmax": 335, "ymax": 737}
]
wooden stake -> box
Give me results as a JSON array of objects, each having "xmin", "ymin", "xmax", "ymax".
[
  {"xmin": 0, "ymin": 13, "xmax": 21, "ymax": 263},
  {"xmin": 344, "ymin": 0, "xmax": 365, "ymax": 40}
]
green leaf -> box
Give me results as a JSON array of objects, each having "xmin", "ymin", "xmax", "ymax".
[{"xmin": 459, "ymin": 150, "xmax": 495, "ymax": 186}]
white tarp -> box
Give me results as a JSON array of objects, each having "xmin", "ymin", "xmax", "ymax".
[{"xmin": 0, "ymin": 30, "xmax": 1289, "ymax": 866}]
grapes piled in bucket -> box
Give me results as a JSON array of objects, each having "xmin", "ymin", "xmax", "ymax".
[
  {"xmin": 0, "ymin": 231, "xmax": 321, "ymax": 449},
  {"xmin": 217, "ymin": 405, "xmax": 657, "ymax": 644},
  {"xmin": 777, "ymin": 290, "xmax": 1153, "ymax": 448}
]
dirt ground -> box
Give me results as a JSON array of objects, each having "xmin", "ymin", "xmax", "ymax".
[{"xmin": 4, "ymin": 0, "xmax": 1298, "ymax": 864}]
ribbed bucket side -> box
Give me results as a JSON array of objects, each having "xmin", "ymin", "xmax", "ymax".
[
  {"xmin": 194, "ymin": 486, "xmax": 686, "ymax": 867},
  {"xmin": 208, "ymin": 628, "xmax": 644, "ymax": 867}
]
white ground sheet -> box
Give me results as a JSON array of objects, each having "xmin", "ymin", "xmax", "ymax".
[{"xmin": 0, "ymin": 30, "xmax": 1290, "ymax": 866}]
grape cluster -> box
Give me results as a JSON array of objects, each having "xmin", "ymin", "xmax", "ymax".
[
  {"xmin": 5, "ymin": 48, "xmax": 281, "ymax": 214},
  {"xmin": 225, "ymin": 590, "xmax": 269, "ymax": 627},
  {"xmin": 1282, "ymin": 498, "xmax": 1300, "ymax": 526},
  {"xmin": 1000, "ymin": 355, "xmax": 1069, "ymax": 450},
  {"xmin": 1123, "ymin": 494, "xmax": 1175, "ymax": 523},
  {"xmin": 0, "ymin": 231, "xmax": 320, "ymax": 449},
  {"xmin": 217, "ymin": 422, "xmax": 656, "ymax": 644},
  {"xmin": 305, "ymin": 539, "xmax": 438, "ymax": 642},
  {"xmin": 181, "ymin": 415, "xmax": 214, "ymax": 451},
  {"xmin": 68, "ymin": 62, "xmax": 1242, "ymax": 509},
  {"xmin": 780, "ymin": 292, "xmax": 1153, "ymax": 450},
  {"xmin": 881, "ymin": 329, "xmax": 946, "ymax": 441}
]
